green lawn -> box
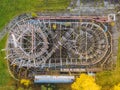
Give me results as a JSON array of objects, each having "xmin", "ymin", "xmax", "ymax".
[
  {"xmin": 0, "ymin": 34, "xmax": 12, "ymax": 86},
  {"xmin": 0, "ymin": 0, "xmax": 70, "ymax": 31}
]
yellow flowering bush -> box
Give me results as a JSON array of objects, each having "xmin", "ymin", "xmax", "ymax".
[
  {"xmin": 71, "ymin": 74, "xmax": 101, "ymax": 90},
  {"xmin": 113, "ymin": 83, "xmax": 120, "ymax": 90},
  {"xmin": 20, "ymin": 79, "xmax": 31, "ymax": 87}
]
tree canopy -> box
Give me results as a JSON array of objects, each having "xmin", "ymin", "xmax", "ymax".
[
  {"xmin": 113, "ymin": 83, "xmax": 120, "ymax": 90},
  {"xmin": 71, "ymin": 74, "xmax": 101, "ymax": 90}
]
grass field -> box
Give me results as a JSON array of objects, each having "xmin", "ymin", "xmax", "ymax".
[
  {"xmin": 0, "ymin": 34, "xmax": 13, "ymax": 87},
  {"xmin": 0, "ymin": 0, "xmax": 70, "ymax": 31}
]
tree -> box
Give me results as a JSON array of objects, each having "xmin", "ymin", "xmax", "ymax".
[
  {"xmin": 113, "ymin": 83, "xmax": 120, "ymax": 90},
  {"xmin": 31, "ymin": 12, "xmax": 37, "ymax": 18},
  {"xmin": 71, "ymin": 74, "xmax": 101, "ymax": 90},
  {"xmin": 20, "ymin": 79, "xmax": 31, "ymax": 87}
]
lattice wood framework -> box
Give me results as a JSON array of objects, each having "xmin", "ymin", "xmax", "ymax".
[{"xmin": 6, "ymin": 16, "xmax": 112, "ymax": 79}]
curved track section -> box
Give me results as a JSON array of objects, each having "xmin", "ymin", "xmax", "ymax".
[
  {"xmin": 65, "ymin": 22, "xmax": 109, "ymax": 65},
  {"xmin": 7, "ymin": 19, "xmax": 54, "ymax": 68}
]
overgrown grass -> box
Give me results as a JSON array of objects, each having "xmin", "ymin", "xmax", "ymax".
[
  {"xmin": 0, "ymin": 0, "xmax": 70, "ymax": 31},
  {"xmin": 0, "ymin": 34, "xmax": 12, "ymax": 86}
]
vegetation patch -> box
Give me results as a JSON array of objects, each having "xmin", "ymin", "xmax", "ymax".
[
  {"xmin": 0, "ymin": 0, "xmax": 70, "ymax": 31},
  {"xmin": 0, "ymin": 34, "xmax": 12, "ymax": 86}
]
